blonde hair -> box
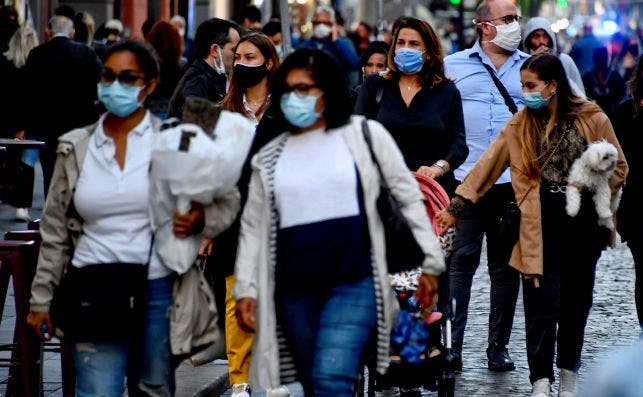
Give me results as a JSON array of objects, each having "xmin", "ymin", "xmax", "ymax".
[{"xmin": 4, "ymin": 26, "xmax": 39, "ymax": 68}]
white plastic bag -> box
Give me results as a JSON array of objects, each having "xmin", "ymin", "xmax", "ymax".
[{"xmin": 150, "ymin": 111, "xmax": 255, "ymax": 274}]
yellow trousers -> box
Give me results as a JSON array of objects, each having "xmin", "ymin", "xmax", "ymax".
[{"xmin": 225, "ymin": 275, "xmax": 253, "ymax": 385}]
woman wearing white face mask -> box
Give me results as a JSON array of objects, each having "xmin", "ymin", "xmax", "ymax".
[
  {"xmin": 234, "ymin": 48, "xmax": 445, "ymax": 396},
  {"xmin": 436, "ymin": 53, "xmax": 628, "ymax": 397}
]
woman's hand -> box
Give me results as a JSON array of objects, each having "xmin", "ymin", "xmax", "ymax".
[
  {"xmin": 13, "ymin": 130, "xmax": 25, "ymax": 140},
  {"xmin": 435, "ymin": 209, "xmax": 458, "ymax": 235},
  {"xmin": 236, "ymin": 298, "xmax": 257, "ymax": 333},
  {"xmin": 27, "ymin": 311, "xmax": 53, "ymax": 340},
  {"xmin": 415, "ymin": 274, "xmax": 439, "ymax": 311},
  {"xmin": 199, "ymin": 238, "xmax": 214, "ymax": 257},
  {"xmin": 173, "ymin": 202, "xmax": 205, "ymax": 238},
  {"xmin": 417, "ymin": 165, "xmax": 442, "ymax": 179}
]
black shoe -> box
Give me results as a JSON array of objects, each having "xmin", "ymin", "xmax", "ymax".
[
  {"xmin": 445, "ymin": 351, "xmax": 463, "ymax": 372},
  {"xmin": 487, "ymin": 346, "xmax": 515, "ymax": 371}
]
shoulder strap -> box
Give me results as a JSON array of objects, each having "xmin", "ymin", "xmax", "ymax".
[
  {"xmin": 361, "ymin": 118, "xmax": 388, "ymax": 189},
  {"xmin": 477, "ymin": 57, "xmax": 518, "ymax": 114}
]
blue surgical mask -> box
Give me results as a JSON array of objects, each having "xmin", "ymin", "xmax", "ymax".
[
  {"xmin": 97, "ymin": 81, "xmax": 144, "ymax": 117},
  {"xmin": 280, "ymin": 92, "xmax": 322, "ymax": 128},
  {"xmin": 522, "ymin": 85, "xmax": 552, "ymax": 110},
  {"xmin": 394, "ymin": 48, "xmax": 425, "ymax": 74}
]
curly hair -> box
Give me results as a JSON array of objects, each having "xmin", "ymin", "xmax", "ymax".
[{"xmin": 384, "ymin": 17, "xmax": 446, "ymax": 90}]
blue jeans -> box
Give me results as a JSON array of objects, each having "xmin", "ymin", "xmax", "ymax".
[
  {"xmin": 276, "ymin": 276, "xmax": 377, "ymax": 397},
  {"xmin": 73, "ymin": 275, "xmax": 176, "ymax": 397}
]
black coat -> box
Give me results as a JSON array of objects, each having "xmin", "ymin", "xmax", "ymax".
[
  {"xmin": 167, "ymin": 58, "xmax": 227, "ymax": 119},
  {"xmin": 614, "ymin": 98, "xmax": 643, "ymax": 244},
  {"xmin": 24, "ymin": 36, "xmax": 102, "ymax": 148},
  {"xmin": 0, "ymin": 54, "xmax": 26, "ymax": 138}
]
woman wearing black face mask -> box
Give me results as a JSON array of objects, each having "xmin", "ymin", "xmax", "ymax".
[
  {"xmin": 203, "ymin": 32, "xmax": 280, "ymax": 397},
  {"xmin": 221, "ymin": 33, "xmax": 279, "ymax": 123}
]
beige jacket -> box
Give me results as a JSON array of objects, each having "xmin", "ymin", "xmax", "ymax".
[
  {"xmin": 29, "ymin": 116, "xmax": 239, "ymax": 358},
  {"xmin": 233, "ymin": 116, "xmax": 446, "ymax": 390},
  {"xmin": 456, "ymin": 101, "xmax": 628, "ymax": 276}
]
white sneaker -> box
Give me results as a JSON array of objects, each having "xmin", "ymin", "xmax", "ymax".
[
  {"xmin": 231, "ymin": 383, "xmax": 251, "ymax": 397},
  {"xmin": 558, "ymin": 369, "xmax": 577, "ymax": 397},
  {"xmin": 532, "ymin": 378, "xmax": 551, "ymax": 397},
  {"xmin": 16, "ymin": 208, "xmax": 31, "ymax": 222}
]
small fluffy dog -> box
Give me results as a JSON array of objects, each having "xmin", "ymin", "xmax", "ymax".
[{"xmin": 566, "ymin": 140, "xmax": 620, "ymax": 229}]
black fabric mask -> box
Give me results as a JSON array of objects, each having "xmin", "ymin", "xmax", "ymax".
[{"xmin": 233, "ymin": 63, "xmax": 269, "ymax": 88}]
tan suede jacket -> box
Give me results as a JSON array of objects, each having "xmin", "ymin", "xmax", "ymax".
[
  {"xmin": 29, "ymin": 116, "xmax": 238, "ymax": 359},
  {"xmin": 455, "ymin": 101, "xmax": 628, "ymax": 277}
]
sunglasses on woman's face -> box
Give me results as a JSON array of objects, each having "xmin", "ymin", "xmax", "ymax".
[{"xmin": 100, "ymin": 69, "xmax": 145, "ymax": 86}]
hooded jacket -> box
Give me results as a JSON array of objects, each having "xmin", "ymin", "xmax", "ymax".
[{"xmin": 523, "ymin": 17, "xmax": 586, "ymax": 97}]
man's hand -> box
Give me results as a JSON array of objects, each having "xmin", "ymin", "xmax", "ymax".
[
  {"xmin": 14, "ymin": 130, "xmax": 25, "ymax": 140},
  {"xmin": 27, "ymin": 311, "xmax": 53, "ymax": 340},
  {"xmin": 236, "ymin": 298, "xmax": 257, "ymax": 333},
  {"xmin": 415, "ymin": 274, "xmax": 439, "ymax": 311},
  {"xmin": 173, "ymin": 202, "xmax": 205, "ymax": 238},
  {"xmin": 331, "ymin": 25, "xmax": 339, "ymax": 42}
]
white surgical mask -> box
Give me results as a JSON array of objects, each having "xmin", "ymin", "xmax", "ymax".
[
  {"xmin": 213, "ymin": 46, "xmax": 226, "ymax": 75},
  {"xmin": 483, "ymin": 21, "xmax": 521, "ymax": 52},
  {"xmin": 313, "ymin": 24, "xmax": 332, "ymax": 39}
]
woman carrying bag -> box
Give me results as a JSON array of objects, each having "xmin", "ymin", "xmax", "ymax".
[
  {"xmin": 436, "ymin": 53, "xmax": 627, "ymax": 397},
  {"xmin": 233, "ymin": 48, "xmax": 445, "ymax": 396},
  {"xmin": 27, "ymin": 40, "xmax": 238, "ymax": 397}
]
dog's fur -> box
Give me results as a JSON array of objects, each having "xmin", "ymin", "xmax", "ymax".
[{"xmin": 566, "ymin": 140, "xmax": 620, "ymax": 229}]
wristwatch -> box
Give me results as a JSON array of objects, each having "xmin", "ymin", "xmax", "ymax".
[{"xmin": 433, "ymin": 160, "xmax": 447, "ymax": 174}]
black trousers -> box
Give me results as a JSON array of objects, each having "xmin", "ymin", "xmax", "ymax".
[
  {"xmin": 627, "ymin": 243, "xmax": 643, "ymax": 328},
  {"xmin": 448, "ymin": 183, "xmax": 520, "ymax": 354},
  {"xmin": 522, "ymin": 184, "xmax": 607, "ymax": 384},
  {"xmin": 39, "ymin": 147, "xmax": 56, "ymax": 199}
]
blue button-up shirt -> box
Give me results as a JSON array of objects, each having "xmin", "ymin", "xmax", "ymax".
[{"xmin": 444, "ymin": 41, "xmax": 529, "ymax": 184}]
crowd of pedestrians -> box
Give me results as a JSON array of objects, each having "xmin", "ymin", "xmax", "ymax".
[{"xmin": 0, "ymin": 1, "xmax": 641, "ymax": 396}]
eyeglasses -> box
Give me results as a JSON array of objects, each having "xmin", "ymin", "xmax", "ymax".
[
  {"xmin": 285, "ymin": 84, "xmax": 319, "ymax": 97},
  {"xmin": 482, "ymin": 14, "xmax": 522, "ymax": 25},
  {"xmin": 100, "ymin": 69, "xmax": 145, "ymax": 86}
]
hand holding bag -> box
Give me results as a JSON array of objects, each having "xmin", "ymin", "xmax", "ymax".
[{"xmin": 361, "ymin": 119, "xmax": 425, "ymax": 274}]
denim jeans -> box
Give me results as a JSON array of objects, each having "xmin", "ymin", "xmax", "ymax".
[
  {"xmin": 276, "ymin": 276, "xmax": 377, "ymax": 397},
  {"xmin": 21, "ymin": 148, "xmax": 39, "ymax": 168},
  {"xmin": 522, "ymin": 186, "xmax": 606, "ymax": 384},
  {"xmin": 73, "ymin": 275, "xmax": 176, "ymax": 397},
  {"xmin": 448, "ymin": 183, "xmax": 520, "ymax": 354}
]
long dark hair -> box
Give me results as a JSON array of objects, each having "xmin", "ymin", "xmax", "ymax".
[
  {"xmin": 270, "ymin": 48, "xmax": 352, "ymax": 131},
  {"xmin": 146, "ymin": 21, "xmax": 182, "ymax": 94},
  {"xmin": 384, "ymin": 17, "xmax": 447, "ymax": 90},
  {"xmin": 221, "ymin": 33, "xmax": 280, "ymax": 116},
  {"xmin": 518, "ymin": 53, "xmax": 584, "ymax": 178},
  {"xmin": 631, "ymin": 55, "xmax": 642, "ymax": 106}
]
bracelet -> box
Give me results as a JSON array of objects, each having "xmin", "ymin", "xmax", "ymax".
[{"xmin": 432, "ymin": 161, "xmax": 447, "ymax": 174}]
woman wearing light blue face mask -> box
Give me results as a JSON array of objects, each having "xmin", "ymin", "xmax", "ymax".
[
  {"xmin": 234, "ymin": 48, "xmax": 445, "ymax": 396},
  {"xmin": 355, "ymin": 17, "xmax": 468, "ymax": 198},
  {"xmin": 436, "ymin": 53, "xmax": 628, "ymax": 397},
  {"xmin": 27, "ymin": 40, "xmax": 238, "ymax": 397}
]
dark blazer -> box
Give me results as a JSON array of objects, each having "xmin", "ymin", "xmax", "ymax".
[
  {"xmin": 167, "ymin": 58, "xmax": 227, "ymax": 119},
  {"xmin": 614, "ymin": 98, "xmax": 643, "ymax": 244},
  {"xmin": 24, "ymin": 36, "xmax": 102, "ymax": 147}
]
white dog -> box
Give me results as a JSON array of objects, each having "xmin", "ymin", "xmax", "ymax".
[{"xmin": 566, "ymin": 140, "xmax": 620, "ymax": 229}]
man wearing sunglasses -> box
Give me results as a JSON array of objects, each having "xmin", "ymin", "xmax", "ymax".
[
  {"xmin": 24, "ymin": 14, "xmax": 102, "ymax": 197},
  {"xmin": 442, "ymin": 0, "xmax": 529, "ymax": 374}
]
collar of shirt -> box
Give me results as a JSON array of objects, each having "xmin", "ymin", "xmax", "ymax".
[
  {"xmin": 242, "ymin": 94, "xmax": 271, "ymax": 123},
  {"xmin": 467, "ymin": 41, "xmax": 528, "ymax": 69},
  {"xmin": 94, "ymin": 110, "xmax": 153, "ymax": 148}
]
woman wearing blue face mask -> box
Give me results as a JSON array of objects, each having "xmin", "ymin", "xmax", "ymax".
[
  {"xmin": 355, "ymin": 17, "xmax": 467, "ymax": 198},
  {"xmin": 234, "ymin": 48, "xmax": 445, "ymax": 396},
  {"xmin": 28, "ymin": 40, "xmax": 237, "ymax": 397},
  {"xmin": 436, "ymin": 53, "xmax": 628, "ymax": 397}
]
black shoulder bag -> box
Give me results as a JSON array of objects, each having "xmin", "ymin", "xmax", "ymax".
[
  {"xmin": 51, "ymin": 240, "xmax": 152, "ymax": 342},
  {"xmin": 478, "ymin": 58, "xmax": 518, "ymax": 114},
  {"xmin": 361, "ymin": 119, "xmax": 425, "ymax": 274}
]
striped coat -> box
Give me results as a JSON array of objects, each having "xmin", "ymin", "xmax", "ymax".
[{"xmin": 234, "ymin": 115, "xmax": 445, "ymax": 390}]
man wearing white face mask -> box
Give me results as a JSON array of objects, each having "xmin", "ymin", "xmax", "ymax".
[
  {"xmin": 168, "ymin": 18, "xmax": 240, "ymax": 119},
  {"xmin": 298, "ymin": 5, "xmax": 359, "ymax": 85},
  {"xmin": 442, "ymin": 0, "xmax": 529, "ymax": 373}
]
